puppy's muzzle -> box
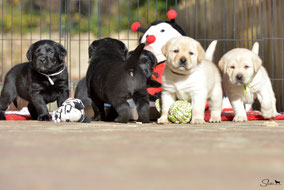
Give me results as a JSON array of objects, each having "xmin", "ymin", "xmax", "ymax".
[
  {"xmin": 39, "ymin": 57, "xmax": 47, "ymax": 64},
  {"xmin": 236, "ymin": 74, "xmax": 243, "ymax": 83},
  {"xmin": 179, "ymin": 57, "xmax": 187, "ymax": 68}
]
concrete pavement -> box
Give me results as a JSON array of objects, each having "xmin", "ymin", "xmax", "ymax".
[{"xmin": 0, "ymin": 120, "xmax": 284, "ymax": 190}]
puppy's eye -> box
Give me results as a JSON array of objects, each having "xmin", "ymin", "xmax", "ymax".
[
  {"xmin": 230, "ymin": 66, "xmax": 235, "ymax": 69},
  {"xmin": 174, "ymin": 49, "xmax": 179, "ymax": 53},
  {"xmin": 160, "ymin": 29, "xmax": 165, "ymax": 32},
  {"xmin": 244, "ymin": 65, "xmax": 249, "ymax": 69},
  {"xmin": 189, "ymin": 52, "xmax": 194, "ymax": 55}
]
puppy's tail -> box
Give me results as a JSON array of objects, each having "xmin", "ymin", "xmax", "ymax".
[
  {"xmin": 252, "ymin": 42, "xmax": 259, "ymax": 55},
  {"xmin": 205, "ymin": 40, "xmax": 218, "ymax": 61}
]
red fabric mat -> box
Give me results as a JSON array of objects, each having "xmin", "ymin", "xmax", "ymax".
[
  {"xmin": 5, "ymin": 108, "xmax": 284, "ymax": 121},
  {"xmin": 6, "ymin": 115, "xmax": 31, "ymax": 120},
  {"xmin": 205, "ymin": 109, "xmax": 284, "ymax": 121}
]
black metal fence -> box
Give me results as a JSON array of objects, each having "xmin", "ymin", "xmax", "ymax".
[{"xmin": 1, "ymin": 0, "xmax": 284, "ymax": 112}]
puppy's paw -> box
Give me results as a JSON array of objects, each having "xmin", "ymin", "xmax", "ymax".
[
  {"xmin": 138, "ymin": 118, "xmax": 150, "ymax": 123},
  {"xmin": 0, "ymin": 112, "xmax": 6, "ymax": 120},
  {"xmin": 38, "ymin": 114, "xmax": 51, "ymax": 121},
  {"xmin": 157, "ymin": 116, "xmax": 170, "ymax": 124},
  {"xmin": 209, "ymin": 116, "xmax": 221, "ymax": 123},
  {"xmin": 93, "ymin": 115, "xmax": 102, "ymax": 121},
  {"xmin": 191, "ymin": 118, "xmax": 205, "ymax": 124},
  {"xmin": 233, "ymin": 115, "xmax": 247, "ymax": 122},
  {"xmin": 114, "ymin": 116, "xmax": 129, "ymax": 123},
  {"xmin": 262, "ymin": 111, "xmax": 279, "ymax": 119}
]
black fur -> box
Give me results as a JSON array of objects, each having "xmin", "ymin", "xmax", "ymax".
[
  {"xmin": 86, "ymin": 37, "xmax": 149, "ymax": 123},
  {"xmin": 74, "ymin": 77, "xmax": 92, "ymax": 107},
  {"xmin": 0, "ymin": 40, "xmax": 69, "ymax": 121},
  {"xmin": 75, "ymin": 49, "xmax": 159, "ymax": 109}
]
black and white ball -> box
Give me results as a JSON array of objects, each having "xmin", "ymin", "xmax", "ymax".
[{"xmin": 52, "ymin": 98, "xmax": 91, "ymax": 123}]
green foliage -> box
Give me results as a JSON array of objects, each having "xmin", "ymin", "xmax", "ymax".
[{"xmin": 1, "ymin": 0, "xmax": 180, "ymax": 36}]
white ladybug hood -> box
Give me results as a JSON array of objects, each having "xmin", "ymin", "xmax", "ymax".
[
  {"xmin": 131, "ymin": 10, "xmax": 186, "ymax": 63},
  {"xmin": 140, "ymin": 23, "xmax": 182, "ymax": 63}
]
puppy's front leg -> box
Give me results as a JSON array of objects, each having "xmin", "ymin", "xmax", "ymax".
[
  {"xmin": 57, "ymin": 89, "xmax": 69, "ymax": 107},
  {"xmin": 112, "ymin": 100, "xmax": 130, "ymax": 123},
  {"xmin": 191, "ymin": 93, "xmax": 207, "ymax": 124},
  {"xmin": 30, "ymin": 96, "xmax": 50, "ymax": 121},
  {"xmin": 157, "ymin": 90, "xmax": 175, "ymax": 124},
  {"xmin": 231, "ymin": 99, "xmax": 247, "ymax": 122}
]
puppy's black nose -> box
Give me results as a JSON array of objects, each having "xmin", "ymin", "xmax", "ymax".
[
  {"xmin": 180, "ymin": 58, "xmax": 187, "ymax": 67},
  {"xmin": 40, "ymin": 58, "xmax": 46, "ymax": 63},
  {"xmin": 236, "ymin": 74, "xmax": 243, "ymax": 81}
]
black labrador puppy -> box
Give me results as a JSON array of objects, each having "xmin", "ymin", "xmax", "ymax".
[
  {"xmin": 75, "ymin": 49, "xmax": 159, "ymax": 106},
  {"xmin": 75, "ymin": 49, "xmax": 159, "ymax": 121},
  {"xmin": 86, "ymin": 37, "xmax": 149, "ymax": 123},
  {"xmin": 0, "ymin": 40, "xmax": 69, "ymax": 121}
]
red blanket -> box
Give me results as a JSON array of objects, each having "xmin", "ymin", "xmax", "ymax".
[{"xmin": 5, "ymin": 108, "xmax": 284, "ymax": 121}]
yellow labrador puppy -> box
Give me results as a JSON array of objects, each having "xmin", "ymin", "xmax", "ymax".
[
  {"xmin": 157, "ymin": 36, "xmax": 222, "ymax": 124},
  {"xmin": 218, "ymin": 42, "xmax": 278, "ymax": 122}
]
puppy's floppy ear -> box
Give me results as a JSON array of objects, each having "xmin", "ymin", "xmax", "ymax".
[
  {"xmin": 26, "ymin": 44, "xmax": 34, "ymax": 61},
  {"xmin": 197, "ymin": 43, "xmax": 206, "ymax": 63},
  {"xmin": 252, "ymin": 54, "xmax": 262, "ymax": 73},
  {"xmin": 252, "ymin": 42, "xmax": 259, "ymax": 55},
  {"xmin": 54, "ymin": 42, "xmax": 67, "ymax": 61},
  {"xmin": 146, "ymin": 50, "xmax": 158, "ymax": 67},
  {"xmin": 161, "ymin": 38, "xmax": 176, "ymax": 57},
  {"xmin": 125, "ymin": 43, "xmax": 145, "ymax": 70},
  {"xmin": 218, "ymin": 57, "xmax": 227, "ymax": 73},
  {"xmin": 88, "ymin": 44, "xmax": 96, "ymax": 59}
]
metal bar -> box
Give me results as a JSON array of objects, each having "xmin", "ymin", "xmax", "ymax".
[
  {"xmin": 20, "ymin": 0, "xmax": 23, "ymax": 109},
  {"xmin": 185, "ymin": 0, "xmax": 187, "ymax": 33},
  {"xmin": 118, "ymin": 0, "xmax": 120, "ymax": 39},
  {"xmin": 0, "ymin": 37, "xmax": 275, "ymax": 42},
  {"xmin": 79, "ymin": 0, "xmax": 81, "ymax": 79},
  {"xmin": 30, "ymin": 0, "xmax": 32, "ymax": 44},
  {"xmin": 0, "ymin": 38, "xmax": 154, "ymax": 41},
  {"xmin": 252, "ymin": 0, "xmax": 256, "ymax": 43},
  {"xmin": 222, "ymin": 0, "xmax": 226, "ymax": 52},
  {"xmin": 88, "ymin": 0, "xmax": 91, "ymax": 45},
  {"xmin": 233, "ymin": 0, "xmax": 236, "ymax": 47},
  {"xmin": 98, "ymin": 0, "xmax": 101, "ymax": 39},
  {"xmin": 204, "ymin": 0, "xmax": 207, "ymax": 47},
  {"xmin": 11, "ymin": 0, "xmax": 13, "ymax": 68},
  {"xmin": 137, "ymin": 0, "xmax": 139, "ymax": 21},
  {"xmin": 241, "ymin": 0, "xmax": 245, "ymax": 47},
  {"xmin": 49, "ymin": 0, "xmax": 52, "ymax": 39},
  {"xmin": 1, "ymin": 0, "xmax": 4, "ymax": 82},
  {"xmin": 59, "ymin": 0, "xmax": 62, "ymax": 43},
  {"xmin": 147, "ymin": 0, "xmax": 149, "ymax": 26},
  {"xmin": 127, "ymin": 0, "xmax": 130, "ymax": 48},
  {"xmin": 213, "ymin": 0, "xmax": 216, "ymax": 39},
  {"xmin": 156, "ymin": 0, "xmax": 158, "ymax": 20},
  {"xmin": 282, "ymin": 0, "xmax": 284, "ymax": 109},
  {"xmin": 40, "ymin": 0, "xmax": 42, "ymax": 39},
  {"xmin": 166, "ymin": 0, "xmax": 168, "ymax": 13},
  {"xmin": 64, "ymin": 0, "xmax": 67, "ymax": 48},
  {"xmin": 69, "ymin": 0, "xmax": 72, "ymax": 87},
  {"xmin": 194, "ymin": 0, "xmax": 197, "ymax": 38},
  {"xmin": 261, "ymin": 0, "xmax": 265, "ymax": 60},
  {"xmin": 271, "ymin": 0, "xmax": 275, "ymax": 78},
  {"xmin": 21, "ymin": 0, "xmax": 23, "ymax": 63},
  {"xmin": 108, "ymin": 0, "xmax": 110, "ymax": 36}
]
